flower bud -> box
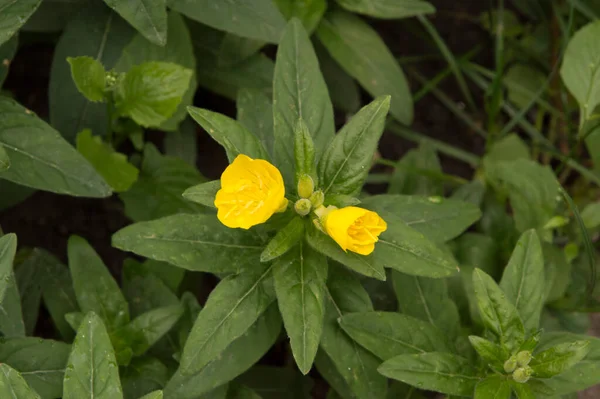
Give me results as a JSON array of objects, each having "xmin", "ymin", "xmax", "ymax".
[
  {"xmin": 297, "ymin": 174, "xmax": 314, "ymax": 199},
  {"xmin": 309, "ymin": 190, "xmax": 324, "ymax": 208},
  {"xmin": 294, "ymin": 198, "xmax": 312, "ymax": 216},
  {"xmin": 516, "ymin": 351, "xmax": 532, "ymax": 367},
  {"xmin": 512, "ymin": 366, "xmax": 532, "ymax": 383},
  {"xmin": 503, "ymin": 356, "xmax": 517, "ymax": 373}
]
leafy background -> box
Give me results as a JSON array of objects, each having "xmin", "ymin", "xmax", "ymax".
[{"xmin": 1, "ymin": 0, "xmax": 600, "ymax": 398}]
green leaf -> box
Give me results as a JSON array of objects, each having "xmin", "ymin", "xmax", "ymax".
[
  {"xmin": 485, "ymin": 134, "xmax": 530, "ymax": 164},
  {"xmin": 273, "ymin": 241, "xmax": 327, "ymax": 374},
  {"xmin": 485, "ymin": 159, "xmax": 558, "ymax": 233},
  {"xmin": 236, "ymin": 89, "xmax": 274, "ymax": 156},
  {"xmin": 319, "ymin": 96, "xmax": 390, "ymax": 196},
  {"xmin": 319, "ymin": 266, "xmax": 387, "ymax": 399},
  {"xmin": 581, "ymin": 201, "xmax": 600, "ymax": 229},
  {"xmin": 294, "ymin": 118, "xmax": 316, "ymax": 182},
  {"xmin": 339, "ymin": 311, "xmax": 452, "ymax": 361},
  {"xmin": 0, "ymin": 233, "xmax": 17, "ymax": 302},
  {"xmin": 530, "ymin": 340, "xmax": 590, "ymax": 378},
  {"xmin": 164, "ymin": 305, "xmax": 282, "ymax": 398},
  {"xmin": 0, "ymin": 0, "xmax": 42, "ymax": 45},
  {"xmin": 274, "ymin": 0, "xmax": 327, "ymax": 33},
  {"xmin": 273, "ymin": 18, "xmax": 335, "ymax": 187},
  {"xmin": 182, "ymin": 180, "xmax": 220, "ymax": 209},
  {"xmin": 169, "ymin": 0, "xmax": 286, "ymax": 43},
  {"xmin": 306, "ymin": 223, "xmax": 386, "ymax": 281},
  {"xmin": 217, "ymin": 33, "xmax": 264, "ymax": 67},
  {"xmin": 237, "ymin": 365, "xmax": 314, "ymax": 399},
  {"xmin": 0, "ymin": 272, "xmax": 25, "ymax": 337},
  {"xmin": 472, "ymin": 268, "xmax": 525, "ymax": 352},
  {"xmin": 387, "ymin": 144, "xmax": 443, "ymax": 197},
  {"xmin": 314, "ymin": 351, "xmax": 355, "ymax": 399},
  {"xmin": 505, "ymin": 65, "xmax": 547, "ymax": 110},
  {"xmin": 378, "ymin": 352, "xmax": 480, "ymax": 396},
  {"xmin": 261, "ymin": 217, "xmax": 305, "ymax": 262},
  {"xmin": 114, "ymin": 304, "xmax": 184, "ymax": 356},
  {"xmin": 68, "ymin": 235, "xmax": 129, "ymax": 331},
  {"xmin": 316, "ymin": 9, "xmax": 413, "ymax": 124},
  {"xmin": 187, "ymin": 107, "xmax": 268, "ymax": 162},
  {"xmin": 362, "ymin": 194, "xmax": 481, "ymax": 243},
  {"xmin": 120, "ymin": 144, "xmax": 206, "ymax": 222},
  {"xmin": 543, "ymin": 243, "xmax": 571, "ymax": 303},
  {"xmin": 112, "ymin": 214, "xmax": 264, "ymax": 273},
  {"xmin": 474, "ymin": 375, "xmax": 510, "ymax": 399},
  {"xmin": 392, "ymin": 271, "xmax": 461, "ymax": 341},
  {"xmin": 0, "ymin": 97, "xmax": 111, "ymax": 197},
  {"xmin": 373, "ymin": 217, "xmax": 459, "ymax": 278},
  {"xmin": 164, "ymin": 119, "xmax": 197, "ymax": 165},
  {"xmin": 115, "ymin": 61, "xmax": 192, "ymax": 128},
  {"xmin": 560, "ymin": 21, "xmax": 600, "ymax": 124},
  {"xmin": 510, "ymin": 382, "xmax": 534, "ymax": 399},
  {"xmin": 0, "ymin": 35, "xmax": 18, "ymax": 87},
  {"xmin": 468, "ymin": 336, "xmax": 508, "ymax": 370},
  {"xmin": 121, "ymin": 259, "xmax": 179, "ymax": 317},
  {"xmin": 37, "ymin": 249, "xmax": 78, "ymax": 340},
  {"xmin": 67, "ymin": 56, "xmax": 106, "ymax": 102},
  {"xmin": 121, "ymin": 357, "xmax": 168, "ymax": 399},
  {"xmin": 138, "ymin": 390, "xmax": 163, "ymax": 399},
  {"xmin": 226, "ymin": 384, "xmax": 260, "ymax": 399},
  {"xmin": 49, "ymin": 3, "xmax": 134, "ymax": 140},
  {"xmin": 103, "ymin": 0, "xmax": 167, "ymax": 46},
  {"xmin": 314, "ymin": 38, "xmax": 361, "ymax": 114},
  {"xmin": 536, "ymin": 332, "xmax": 600, "ymax": 394},
  {"xmin": 0, "ymin": 364, "xmax": 40, "ymax": 399},
  {"xmin": 335, "ymin": 0, "xmax": 435, "ymax": 19},
  {"xmin": 115, "ymin": 12, "xmax": 196, "ymax": 131},
  {"xmin": 15, "ymin": 251, "xmax": 44, "ymax": 335},
  {"xmin": 64, "ymin": 312, "xmax": 84, "ymax": 332},
  {"xmin": 76, "ymin": 129, "xmax": 139, "ymax": 192},
  {"xmin": 499, "ymin": 230, "xmax": 545, "ymax": 332},
  {"xmin": 63, "ymin": 312, "xmax": 123, "ymax": 399},
  {"xmin": 179, "ymin": 264, "xmax": 275, "ymax": 374},
  {"xmin": 0, "ymin": 337, "xmax": 70, "ymax": 399}
]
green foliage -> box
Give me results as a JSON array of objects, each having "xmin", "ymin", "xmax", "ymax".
[{"xmin": 2, "ymin": 4, "xmax": 600, "ymax": 399}]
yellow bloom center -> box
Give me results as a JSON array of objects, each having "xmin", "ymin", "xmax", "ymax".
[
  {"xmin": 324, "ymin": 206, "xmax": 387, "ymax": 255},
  {"xmin": 214, "ymin": 154, "xmax": 287, "ymax": 229}
]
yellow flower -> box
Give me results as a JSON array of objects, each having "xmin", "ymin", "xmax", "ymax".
[
  {"xmin": 324, "ymin": 206, "xmax": 387, "ymax": 255},
  {"xmin": 215, "ymin": 154, "xmax": 288, "ymax": 229}
]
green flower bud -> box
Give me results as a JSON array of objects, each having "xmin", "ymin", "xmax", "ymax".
[
  {"xmin": 309, "ymin": 190, "xmax": 324, "ymax": 208},
  {"xmin": 512, "ymin": 366, "xmax": 532, "ymax": 383},
  {"xmin": 294, "ymin": 198, "xmax": 312, "ymax": 216},
  {"xmin": 503, "ymin": 356, "xmax": 517, "ymax": 373},
  {"xmin": 297, "ymin": 174, "xmax": 314, "ymax": 199},
  {"xmin": 516, "ymin": 351, "xmax": 532, "ymax": 367}
]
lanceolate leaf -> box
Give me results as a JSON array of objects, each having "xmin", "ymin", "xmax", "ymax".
[
  {"xmin": 274, "ymin": 0, "xmax": 327, "ymax": 33},
  {"xmin": 0, "ymin": 0, "xmax": 42, "ymax": 46},
  {"xmin": 472, "ymin": 268, "xmax": 525, "ymax": 352},
  {"xmin": 112, "ymin": 213, "xmax": 265, "ymax": 273},
  {"xmin": 335, "ymin": 0, "xmax": 435, "ymax": 19},
  {"xmin": 169, "ymin": 0, "xmax": 286, "ymax": 43},
  {"xmin": 187, "ymin": 107, "xmax": 268, "ymax": 162},
  {"xmin": 182, "ymin": 180, "xmax": 220, "ymax": 209},
  {"xmin": 0, "ymin": 364, "xmax": 41, "ymax": 399},
  {"xmin": 0, "ymin": 233, "xmax": 17, "ymax": 303},
  {"xmin": 236, "ymin": 88, "xmax": 274, "ymax": 156},
  {"xmin": 530, "ymin": 340, "xmax": 590, "ymax": 378},
  {"xmin": 68, "ymin": 235, "xmax": 129, "ymax": 331},
  {"xmin": 0, "ymin": 337, "xmax": 70, "ymax": 399},
  {"xmin": 103, "ymin": 0, "xmax": 167, "ymax": 46},
  {"xmin": 316, "ymin": 9, "xmax": 413, "ymax": 124},
  {"xmin": 378, "ymin": 352, "xmax": 480, "ymax": 396},
  {"xmin": 273, "ymin": 241, "xmax": 328, "ymax": 374},
  {"xmin": 273, "ymin": 18, "xmax": 335, "ymax": 186},
  {"xmin": 362, "ymin": 195, "xmax": 481, "ymax": 243},
  {"xmin": 499, "ymin": 230, "xmax": 545, "ymax": 332},
  {"xmin": 0, "ymin": 272, "xmax": 25, "ymax": 337},
  {"xmin": 63, "ymin": 312, "xmax": 123, "ymax": 399},
  {"xmin": 0, "ymin": 97, "xmax": 111, "ymax": 197},
  {"xmin": 474, "ymin": 375, "xmax": 511, "ymax": 399},
  {"xmin": 164, "ymin": 305, "xmax": 282, "ymax": 399},
  {"xmin": 179, "ymin": 264, "xmax": 276, "ymax": 374},
  {"xmin": 319, "ymin": 96, "xmax": 390, "ymax": 196},
  {"xmin": 339, "ymin": 312, "xmax": 451, "ymax": 361},
  {"xmin": 319, "ymin": 266, "xmax": 387, "ymax": 399},
  {"xmin": 50, "ymin": 3, "xmax": 134, "ymax": 140}
]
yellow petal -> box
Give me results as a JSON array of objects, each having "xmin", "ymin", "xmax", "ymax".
[{"xmin": 324, "ymin": 206, "xmax": 387, "ymax": 255}]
